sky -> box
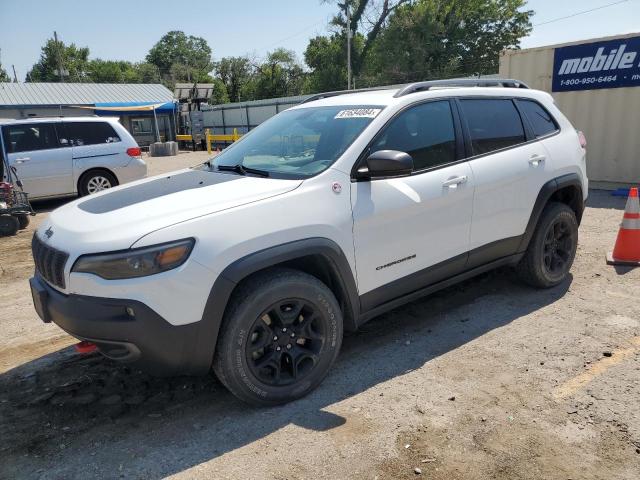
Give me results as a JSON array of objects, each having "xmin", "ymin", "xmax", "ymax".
[{"xmin": 0, "ymin": 0, "xmax": 639, "ymax": 81}]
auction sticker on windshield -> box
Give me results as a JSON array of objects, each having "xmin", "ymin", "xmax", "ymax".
[{"xmin": 335, "ymin": 108, "xmax": 382, "ymax": 119}]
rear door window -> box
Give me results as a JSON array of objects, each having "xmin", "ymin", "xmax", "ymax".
[
  {"xmin": 2, "ymin": 123, "xmax": 59, "ymax": 153},
  {"xmin": 66, "ymin": 122, "xmax": 121, "ymax": 146},
  {"xmin": 517, "ymin": 99, "xmax": 559, "ymax": 138},
  {"xmin": 460, "ymin": 99, "xmax": 526, "ymax": 155}
]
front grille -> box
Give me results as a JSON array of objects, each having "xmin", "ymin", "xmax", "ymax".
[{"xmin": 32, "ymin": 234, "xmax": 69, "ymax": 289}]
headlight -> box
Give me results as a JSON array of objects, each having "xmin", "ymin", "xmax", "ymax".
[{"xmin": 72, "ymin": 239, "xmax": 194, "ymax": 280}]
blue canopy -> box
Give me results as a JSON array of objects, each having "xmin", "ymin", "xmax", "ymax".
[{"xmin": 94, "ymin": 101, "xmax": 176, "ymax": 115}]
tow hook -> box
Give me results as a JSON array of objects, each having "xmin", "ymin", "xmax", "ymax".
[{"xmin": 74, "ymin": 341, "xmax": 97, "ymax": 354}]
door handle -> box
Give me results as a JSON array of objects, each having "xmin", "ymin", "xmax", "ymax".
[
  {"xmin": 442, "ymin": 175, "xmax": 468, "ymax": 189},
  {"xmin": 528, "ymin": 154, "xmax": 546, "ymax": 166},
  {"xmin": 15, "ymin": 157, "xmax": 31, "ymax": 163}
]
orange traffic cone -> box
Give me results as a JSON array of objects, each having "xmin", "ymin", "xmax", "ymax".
[{"xmin": 606, "ymin": 187, "xmax": 640, "ymax": 266}]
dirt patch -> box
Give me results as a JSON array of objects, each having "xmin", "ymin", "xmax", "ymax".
[{"xmin": 379, "ymin": 400, "xmax": 638, "ymax": 480}]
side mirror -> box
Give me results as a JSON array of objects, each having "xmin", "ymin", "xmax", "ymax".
[{"xmin": 356, "ymin": 150, "xmax": 413, "ymax": 179}]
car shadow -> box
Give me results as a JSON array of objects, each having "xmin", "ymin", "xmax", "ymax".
[
  {"xmin": 30, "ymin": 197, "xmax": 71, "ymax": 214},
  {"xmin": 0, "ymin": 268, "xmax": 572, "ymax": 479}
]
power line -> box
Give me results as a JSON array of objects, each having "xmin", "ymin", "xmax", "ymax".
[
  {"xmin": 533, "ymin": 0, "xmax": 630, "ymax": 27},
  {"xmin": 263, "ymin": 19, "xmax": 327, "ymax": 52}
]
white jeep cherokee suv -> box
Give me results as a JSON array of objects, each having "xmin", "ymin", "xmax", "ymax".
[{"xmin": 30, "ymin": 79, "xmax": 587, "ymax": 405}]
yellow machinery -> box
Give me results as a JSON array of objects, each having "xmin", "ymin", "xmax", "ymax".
[{"xmin": 176, "ymin": 129, "xmax": 242, "ymax": 154}]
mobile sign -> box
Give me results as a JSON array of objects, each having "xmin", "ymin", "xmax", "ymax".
[{"xmin": 552, "ymin": 36, "xmax": 640, "ymax": 92}]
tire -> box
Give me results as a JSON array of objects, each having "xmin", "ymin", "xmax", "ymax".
[
  {"xmin": 517, "ymin": 202, "xmax": 578, "ymax": 288},
  {"xmin": 17, "ymin": 214, "xmax": 30, "ymax": 230},
  {"xmin": 213, "ymin": 268, "xmax": 343, "ymax": 406},
  {"xmin": 0, "ymin": 215, "xmax": 19, "ymax": 236},
  {"xmin": 79, "ymin": 170, "xmax": 118, "ymax": 196}
]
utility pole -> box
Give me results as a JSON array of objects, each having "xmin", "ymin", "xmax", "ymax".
[
  {"xmin": 53, "ymin": 31, "xmax": 65, "ymax": 81},
  {"xmin": 345, "ymin": 2, "xmax": 352, "ymax": 90},
  {"xmin": 11, "ymin": 65, "xmax": 18, "ymax": 82}
]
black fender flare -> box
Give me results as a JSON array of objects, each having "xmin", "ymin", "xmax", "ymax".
[
  {"xmin": 518, "ymin": 173, "xmax": 585, "ymax": 253},
  {"xmin": 191, "ymin": 238, "xmax": 360, "ymax": 373}
]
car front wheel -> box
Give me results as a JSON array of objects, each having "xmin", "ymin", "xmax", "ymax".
[{"xmin": 213, "ymin": 268, "xmax": 343, "ymax": 406}]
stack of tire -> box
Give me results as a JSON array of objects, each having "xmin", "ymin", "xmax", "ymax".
[{"xmin": 149, "ymin": 141, "xmax": 179, "ymax": 157}]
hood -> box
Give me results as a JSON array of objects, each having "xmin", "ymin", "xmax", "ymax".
[{"xmin": 41, "ymin": 168, "xmax": 301, "ymax": 251}]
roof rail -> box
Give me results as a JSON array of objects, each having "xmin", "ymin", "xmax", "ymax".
[
  {"xmin": 300, "ymin": 78, "xmax": 529, "ymax": 104},
  {"xmin": 301, "ymin": 86, "xmax": 395, "ymax": 104},
  {"xmin": 393, "ymin": 78, "xmax": 529, "ymax": 97}
]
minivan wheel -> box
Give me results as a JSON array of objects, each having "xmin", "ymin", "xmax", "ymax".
[
  {"xmin": 517, "ymin": 202, "xmax": 578, "ymax": 288},
  {"xmin": 79, "ymin": 170, "xmax": 118, "ymax": 196},
  {"xmin": 213, "ymin": 268, "xmax": 343, "ymax": 406}
]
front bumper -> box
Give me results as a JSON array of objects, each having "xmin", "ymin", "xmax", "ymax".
[{"xmin": 29, "ymin": 274, "xmax": 211, "ymax": 376}]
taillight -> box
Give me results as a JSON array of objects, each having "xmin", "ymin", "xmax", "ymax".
[
  {"xmin": 577, "ymin": 130, "xmax": 587, "ymax": 149},
  {"xmin": 126, "ymin": 147, "xmax": 142, "ymax": 157}
]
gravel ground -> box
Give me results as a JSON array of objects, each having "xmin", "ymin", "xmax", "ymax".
[{"xmin": 0, "ymin": 154, "xmax": 638, "ymax": 479}]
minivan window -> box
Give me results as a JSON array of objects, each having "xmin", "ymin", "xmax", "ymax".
[
  {"xmin": 518, "ymin": 99, "xmax": 559, "ymax": 138},
  {"xmin": 2, "ymin": 123, "xmax": 59, "ymax": 153},
  {"xmin": 371, "ymin": 100, "xmax": 456, "ymax": 171},
  {"xmin": 460, "ymin": 99, "xmax": 526, "ymax": 155},
  {"xmin": 66, "ymin": 122, "xmax": 121, "ymax": 146}
]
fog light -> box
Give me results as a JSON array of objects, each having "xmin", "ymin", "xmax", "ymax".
[{"xmin": 126, "ymin": 307, "xmax": 135, "ymax": 317}]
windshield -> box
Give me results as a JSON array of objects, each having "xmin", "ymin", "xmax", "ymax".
[{"xmin": 209, "ymin": 105, "xmax": 383, "ymax": 178}]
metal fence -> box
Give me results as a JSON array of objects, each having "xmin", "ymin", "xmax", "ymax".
[{"xmin": 201, "ymin": 95, "xmax": 312, "ymax": 135}]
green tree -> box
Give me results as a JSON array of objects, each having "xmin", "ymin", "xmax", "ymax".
[
  {"xmin": 0, "ymin": 63, "xmax": 10, "ymax": 82},
  {"xmin": 324, "ymin": 0, "xmax": 412, "ymax": 77},
  {"xmin": 132, "ymin": 62, "xmax": 162, "ymax": 83},
  {"xmin": 253, "ymin": 49, "xmax": 306, "ymax": 99},
  {"xmin": 86, "ymin": 59, "xmax": 140, "ymax": 83},
  {"xmin": 209, "ymin": 78, "xmax": 230, "ymax": 104},
  {"xmin": 365, "ymin": 0, "xmax": 533, "ymax": 84},
  {"xmin": 304, "ymin": 32, "xmax": 364, "ymax": 92},
  {"xmin": 215, "ymin": 56, "xmax": 254, "ymax": 102},
  {"xmin": 146, "ymin": 31, "xmax": 213, "ymax": 82},
  {"xmin": 27, "ymin": 37, "xmax": 90, "ymax": 82},
  {"xmin": 86, "ymin": 60, "xmax": 160, "ymax": 83}
]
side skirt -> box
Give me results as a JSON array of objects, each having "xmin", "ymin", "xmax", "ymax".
[{"xmin": 357, "ymin": 252, "xmax": 523, "ymax": 325}]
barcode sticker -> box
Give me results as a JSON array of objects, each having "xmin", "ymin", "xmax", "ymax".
[{"xmin": 334, "ymin": 108, "xmax": 382, "ymax": 119}]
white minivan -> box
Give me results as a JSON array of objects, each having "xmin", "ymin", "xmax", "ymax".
[{"xmin": 0, "ymin": 117, "xmax": 147, "ymax": 199}]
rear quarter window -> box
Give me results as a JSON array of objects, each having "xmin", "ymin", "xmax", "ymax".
[
  {"xmin": 517, "ymin": 99, "xmax": 559, "ymax": 138},
  {"xmin": 66, "ymin": 121, "xmax": 121, "ymax": 146}
]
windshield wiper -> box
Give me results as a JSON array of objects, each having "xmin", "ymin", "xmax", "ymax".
[{"xmin": 217, "ymin": 164, "xmax": 270, "ymax": 177}]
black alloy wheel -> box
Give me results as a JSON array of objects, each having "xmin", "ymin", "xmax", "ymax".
[
  {"xmin": 246, "ymin": 299, "xmax": 325, "ymax": 387},
  {"xmin": 542, "ymin": 217, "xmax": 575, "ymax": 276},
  {"xmin": 516, "ymin": 202, "xmax": 578, "ymax": 288},
  {"xmin": 213, "ymin": 268, "xmax": 343, "ymax": 406}
]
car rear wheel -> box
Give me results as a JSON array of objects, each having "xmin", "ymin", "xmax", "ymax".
[
  {"xmin": 79, "ymin": 170, "xmax": 118, "ymax": 196},
  {"xmin": 213, "ymin": 268, "xmax": 343, "ymax": 406},
  {"xmin": 517, "ymin": 202, "xmax": 578, "ymax": 288}
]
